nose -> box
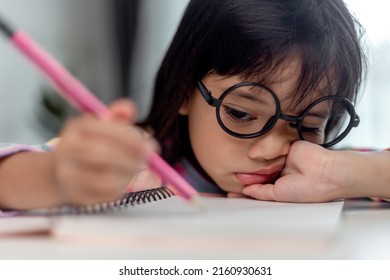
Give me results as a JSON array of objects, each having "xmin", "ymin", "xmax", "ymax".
[{"xmin": 247, "ymin": 122, "xmax": 294, "ymax": 160}]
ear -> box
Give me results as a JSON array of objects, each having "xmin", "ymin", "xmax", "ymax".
[{"xmin": 178, "ymin": 99, "xmax": 189, "ymax": 115}]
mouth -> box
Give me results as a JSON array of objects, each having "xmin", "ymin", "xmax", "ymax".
[{"xmin": 235, "ymin": 166, "xmax": 283, "ymax": 186}]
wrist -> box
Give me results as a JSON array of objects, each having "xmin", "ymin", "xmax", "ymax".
[
  {"xmin": 319, "ymin": 149, "xmax": 349, "ymax": 200},
  {"xmin": 50, "ymin": 155, "xmax": 68, "ymax": 207},
  {"xmin": 327, "ymin": 150, "xmax": 353, "ymax": 199},
  {"xmin": 329, "ymin": 150, "xmax": 387, "ymax": 199}
]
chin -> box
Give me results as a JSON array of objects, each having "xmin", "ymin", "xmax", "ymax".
[{"xmin": 218, "ymin": 183, "xmax": 242, "ymax": 194}]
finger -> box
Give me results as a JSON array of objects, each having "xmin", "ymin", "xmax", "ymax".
[
  {"xmin": 227, "ymin": 192, "xmax": 248, "ymax": 198},
  {"xmin": 131, "ymin": 126, "xmax": 161, "ymax": 154},
  {"xmin": 128, "ymin": 169, "xmax": 162, "ymax": 191},
  {"xmin": 80, "ymin": 120, "xmax": 151, "ymax": 157},
  {"xmin": 108, "ymin": 98, "xmax": 138, "ymax": 124},
  {"xmin": 58, "ymin": 162, "xmax": 129, "ymax": 204},
  {"xmin": 62, "ymin": 134, "xmax": 148, "ymax": 172},
  {"xmin": 242, "ymin": 184, "xmax": 277, "ymax": 201}
]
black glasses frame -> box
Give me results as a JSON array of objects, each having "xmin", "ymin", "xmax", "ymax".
[{"xmin": 197, "ymin": 79, "xmax": 360, "ymax": 147}]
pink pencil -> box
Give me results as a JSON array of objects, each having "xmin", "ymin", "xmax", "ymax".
[{"xmin": 0, "ymin": 17, "xmax": 202, "ymax": 207}]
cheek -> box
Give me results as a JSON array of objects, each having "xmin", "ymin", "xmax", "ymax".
[
  {"xmin": 187, "ymin": 106, "xmax": 241, "ymax": 180},
  {"xmin": 189, "ymin": 117, "xmax": 227, "ymax": 177},
  {"xmin": 187, "ymin": 104, "xmax": 218, "ymax": 159},
  {"xmin": 187, "ymin": 99, "xmax": 224, "ymax": 163},
  {"xmin": 185, "ymin": 94, "xmax": 248, "ymax": 190}
]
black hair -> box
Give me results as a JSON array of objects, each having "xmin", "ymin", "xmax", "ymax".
[{"xmin": 139, "ymin": 0, "xmax": 366, "ymax": 163}]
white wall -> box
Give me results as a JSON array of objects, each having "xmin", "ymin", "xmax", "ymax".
[
  {"xmin": 128, "ymin": 0, "xmax": 190, "ymax": 120},
  {"xmin": 341, "ymin": 0, "xmax": 390, "ymax": 149},
  {"xmin": 0, "ymin": 0, "xmax": 119, "ymax": 144},
  {"xmin": 1, "ymin": 0, "xmax": 389, "ymax": 149}
]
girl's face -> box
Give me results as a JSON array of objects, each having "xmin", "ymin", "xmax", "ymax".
[{"xmin": 179, "ymin": 60, "xmax": 325, "ymax": 194}]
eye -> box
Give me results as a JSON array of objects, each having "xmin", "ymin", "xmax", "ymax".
[
  {"xmin": 223, "ymin": 105, "xmax": 256, "ymax": 122},
  {"xmin": 289, "ymin": 123, "xmax": 322, "ymax": 135},
  {"xmin": 300, "ymin": 126, "xmax": 322, "ymax": 135}
]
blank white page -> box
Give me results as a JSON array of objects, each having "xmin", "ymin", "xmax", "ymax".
[{"xmin": 52, "ymin": 196, "xmax": 344, "ymax": 254}]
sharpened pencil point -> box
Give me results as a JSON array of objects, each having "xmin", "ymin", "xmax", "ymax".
[{"xmin": 190, "ymin": 196, "xmax": 205, "ymax": 211}]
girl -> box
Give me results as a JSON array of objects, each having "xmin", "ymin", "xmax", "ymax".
[
  {"xmin": 138, "ymin": 0, "xmax": 370, "ymax": 199},
  {"xmin": 0, "ymin": 100, "xmax": 156, "ymax": 210},
  {"xmin": 1, "ymin": 0, "xmax": 388, "ymax": 211}
]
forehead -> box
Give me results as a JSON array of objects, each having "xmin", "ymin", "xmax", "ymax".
[
  {"xmin": 265, "ymin": 59, "xmax": 324, "ymax": 108},
  {"xmin": 206, "ymin": 57, "xmax": 328, "ymax": 110}
]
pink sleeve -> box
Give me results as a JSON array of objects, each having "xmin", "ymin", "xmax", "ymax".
[{"xmin": 0, "ymin": 138, "xmax": 58, "ymax": 159}]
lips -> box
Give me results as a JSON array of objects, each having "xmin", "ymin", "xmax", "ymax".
[{"xmin": 235, "ymin": 166, "xmax": 283, "ymax": 185}]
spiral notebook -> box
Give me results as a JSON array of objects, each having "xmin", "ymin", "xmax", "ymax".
[
  {"xmin": 1, "ymin": 186, "xmax": 344, "ymax": 258},
  {"xmin": 50, "ymin": 190, "xmax": 344, "ymax": 258},
  {"xmin": 51, "ymin": 186, "xmax": 174, "ymax": 215},
  {"xmin": 0, "ymin": 187, "xmax": 174, "ymax": 236}
]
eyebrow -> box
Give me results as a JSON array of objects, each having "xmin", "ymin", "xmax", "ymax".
[
  {"xmin": 229, "ymin": 91, "xmax": 272, "ymax": 106},
  {"xmin": 303, "ymin": 110, "xmax": 329, "ymax": 119}
]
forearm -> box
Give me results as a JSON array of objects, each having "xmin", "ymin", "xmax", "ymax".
[
  {"xmin": 0, "ymin": 152, "xmax": 60, "ymax": 210},
  {"xmin": 331, "ymin": 150, "xmax": 390, "ymax": 199}
]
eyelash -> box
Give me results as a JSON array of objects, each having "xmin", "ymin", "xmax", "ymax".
[
  {"xmin": 289, "ymin": 123, "xmax": 321, "ymax": 135},
  {"xmin": 222, "ymin": 105, "xmax": 324, "ymax": 137},
  {"xmin": 222, "ymin": 106, "xmax": 256, "ymax": 123},
  {"xmin": 301, "ymin": 126, "xmax": 321, "ymax": 135}
]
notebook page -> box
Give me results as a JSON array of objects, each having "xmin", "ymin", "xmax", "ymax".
[
  {"xmin": 52, "ymin": 196, "xmax": 344, "ymax": 256},
  {"xmin": 0, "ymin": 216, "xmax": 51, "ymax": 236},
  {"xmin": 0, "ymin": 187, "xmax": 172, "ymax": 236}
]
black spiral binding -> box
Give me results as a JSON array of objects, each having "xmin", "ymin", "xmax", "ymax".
[{"xmin": 55, "ymin": 186, "xmax": 174, "ymax": 215}]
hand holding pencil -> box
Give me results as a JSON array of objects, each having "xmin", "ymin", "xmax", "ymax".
[
  {"xmin": 52, "ymin": 99, "xmax": 159, "ymax": 206},
  {"xmin": 0, "ymin": 15, "xmax": 202, "ymax": 208}
]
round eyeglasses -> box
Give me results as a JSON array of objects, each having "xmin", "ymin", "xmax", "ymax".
[{"xmin": 197, "ymin": 80, "xmax": 360, "ymax": 148}]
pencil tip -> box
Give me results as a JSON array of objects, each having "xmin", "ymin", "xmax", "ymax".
[
  {"xmin": 0, "ymin": 15, "xmax": 15, "ymax": 38},
  {"xmin": 190, "ymin": 196, "xmax": 205, "ymax": 211}
]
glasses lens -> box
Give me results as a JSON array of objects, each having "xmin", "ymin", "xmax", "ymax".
[
  {"xmin": 301, "ymin": 97, "xmax": 353, "ymax": 146},
  {"xmin": 218, "ymin": 84, "xmax": 277, "ymax": 136}
]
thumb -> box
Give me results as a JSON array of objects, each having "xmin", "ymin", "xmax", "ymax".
[
  {"xmin": 242, "ymin": 184, "xmax": 277, "ymax": 201},
  {"xmin": 227, "ymin": 192, "xmax": 248, "ymax": 198}
]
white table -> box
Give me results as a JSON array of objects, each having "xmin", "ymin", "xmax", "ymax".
[{"xmin": 0, "ymin": 199, "xmax": 389, "ymax": 260}]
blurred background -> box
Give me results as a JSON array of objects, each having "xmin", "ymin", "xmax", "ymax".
[{"xmin": 0, "ymin": 0, "xmax": 389, "ymax": 149}]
